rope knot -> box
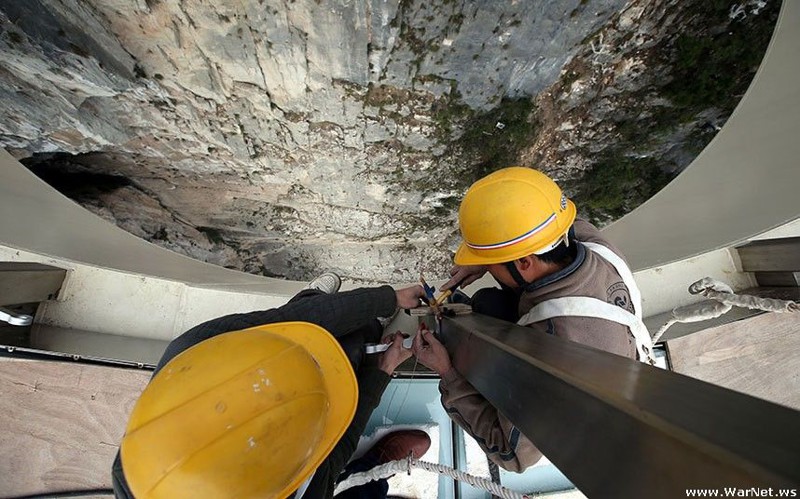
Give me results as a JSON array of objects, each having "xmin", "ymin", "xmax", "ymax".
[{"xmin": 689, "ymin": 277, "xmax": 733, "ymax": 296}]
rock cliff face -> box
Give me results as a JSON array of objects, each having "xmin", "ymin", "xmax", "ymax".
[{"xmin": 0, "ymin": 0, "xmax": 777, "ymax": 281}]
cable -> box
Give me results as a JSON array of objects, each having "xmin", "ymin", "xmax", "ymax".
[
  {"xmin": 389, "ymin": 356, "xmax": 419, "ymax": 423},
  {"xmin": 381, "ymin": 380, "xmax": 401, "ymax": 424},
  {"xmin": 652, "ymin": 277, "xmax": 799, "ymax": 343}
]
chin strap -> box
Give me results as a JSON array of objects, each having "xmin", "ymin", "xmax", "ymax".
[
  {"xmin": 504, "ymin": 229, "xmax": 576, "ymax": 290},
  {"xmin": 504, "ymin": 261, "xmax": 528, "ymax": 288}
]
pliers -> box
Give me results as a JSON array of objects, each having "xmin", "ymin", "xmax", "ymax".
[
  {"xmin": 421, "ymin": 276, "xmax": 468, "ymax": 338},
  {"xmin": 419, "ymin": 275, "xmax": 436, "ymax": 305}
]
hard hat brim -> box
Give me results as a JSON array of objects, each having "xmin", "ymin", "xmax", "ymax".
[{"xmin": 454, "ymin": 198, "xmax": 577, "ymax": 265}]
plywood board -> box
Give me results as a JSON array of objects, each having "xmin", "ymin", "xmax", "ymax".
[
  {"xmin": 667, "ymin": 312, "xmax": 800, "ymax": 410},
  {"xmin": 0, "ymin": 358, "xmax": 150, "ymax": 496}
]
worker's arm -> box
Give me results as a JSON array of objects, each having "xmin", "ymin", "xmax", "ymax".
[
  {"xmin": 155, "ymin": 285, "xmax": 423, "ymax": 373},
  {"xmin": 298, "ymin": 333, "xmax": 410, "ymax": 498},
  {"xmin": 413, "ymin": 327, "xmax": 542, "ymax": 472},
  {"xmin": 320, "ymin": 332, "xmax": 411, "ymax": 474},
  {"xmin": 300, "ymin": 365, "xmax": 391, "ymax": 498},
  {"xmin": 439, "ymin": 368, "xmax": 542, "ymax": 472},
  {"xmin": 187, "ymin": 286, "xmax": 397, "ymax": 338},
  {"xmin": 257, "ymin": 287, "xmax": 391, "ymax": 333}
]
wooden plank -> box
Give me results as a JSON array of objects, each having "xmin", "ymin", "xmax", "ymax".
[
  {"xmin": 667, "ymin": 312, "xmax": 800, "ymax": 410},
  {"xmin": 0, "ymin": 358, "xmax": 150, "ymax": 496}
]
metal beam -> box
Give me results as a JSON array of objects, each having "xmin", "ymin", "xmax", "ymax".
[
  {"xmin": 737, "ymin": 237, "xmax": 800, "ymax": 272},
  {"xmin": 0, "ymin": 262, "xmax": 67, "ymax": 306},
  {"xmin": 440, "ymin": 313, "xmax": 800, "ymax": 497},
  {"xmin": 755, "ymin": 271, "xmax": 800, "ymax": 287}
]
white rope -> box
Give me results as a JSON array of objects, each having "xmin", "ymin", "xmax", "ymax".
[
  {"xmin": 651, "ymin": 277, "xmax": 800, "ymax": 343},
  {"xmin": 333, "ymin": 457, "xmax": 532, "ymax": 499},
  {"xmin": 690, "ymin": 277, "xmax": 800, "ymax": 312}
]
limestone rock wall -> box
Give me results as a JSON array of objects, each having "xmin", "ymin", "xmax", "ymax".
[{"xmin": 0, "ymin": 0, "xmax": 776, "ymax": 281}]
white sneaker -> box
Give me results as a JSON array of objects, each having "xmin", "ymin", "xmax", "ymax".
[{"xmin": 304, "ymin": 272, "xmax": 342, "ymax": 294}]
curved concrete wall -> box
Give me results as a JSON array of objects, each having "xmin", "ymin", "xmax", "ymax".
[
  {"xmin": 0, "ymin": 148, "xmax": 298, "ymax": 293},
  {"xmin": 604, "ymin": 0, "xmax": 800, "ymax": 271},
  {"xmin": 0, "ymin": 150, "xmax": 302, "ymax": 338}
]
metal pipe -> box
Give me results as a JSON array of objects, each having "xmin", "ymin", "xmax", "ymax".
[{"xmin": 440, "ymin": 313, "xmax": 800, "ymax": 497}]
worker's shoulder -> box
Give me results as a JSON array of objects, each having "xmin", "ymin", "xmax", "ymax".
[
  {"xmin": 549, "ymin": 314, "xmax": 635, "ymax": 357},
  {"xmin": 522, "ymin": 239, "xmax": 630, "ymax": 305},
  {"xmin": 573, "ymin": 218, "xmax": 629, "ymax": 263},
  {"xmin": 573, "ymin": 218, "xmax": 606, "ymax": 244}
]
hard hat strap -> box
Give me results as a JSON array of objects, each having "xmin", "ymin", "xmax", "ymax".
[{"xmin": 505, "ymin": 260, "xmax": 529, "ymax": 288}]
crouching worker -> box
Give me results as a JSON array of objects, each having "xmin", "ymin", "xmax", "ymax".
[
  {"xmin": 112, "ymin": 273, "xmax": 426, "ymax": 498},
  {"xmin": 427, "ymin": 167, "xmax": 655, "ymax": 473}
]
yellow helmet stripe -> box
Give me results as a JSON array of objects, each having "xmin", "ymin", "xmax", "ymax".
[{"xmin": 466, "ymin": 213, "xmax": 557, "ymax": 250}]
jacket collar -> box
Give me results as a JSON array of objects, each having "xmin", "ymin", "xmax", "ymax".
[{"xmin": 522, "ymin": 240, "xmax": 586, "ymax": 293}]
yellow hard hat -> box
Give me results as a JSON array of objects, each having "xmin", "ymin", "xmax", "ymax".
[
  {"xmin": 120, "ymin": 322, "xmax": 358, "ymax": 499},
  {"xmin": 454, "ymin": 167, "xmax": 577, "ymax": 265}
]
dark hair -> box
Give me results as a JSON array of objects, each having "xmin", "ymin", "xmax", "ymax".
[{"xmin": 535, "ymin": 228, "xmax": 577, "ymax": 266}]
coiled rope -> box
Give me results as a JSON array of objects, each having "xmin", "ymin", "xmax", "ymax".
[
  {"xmin": 652, "ymin": 277, "xmax": 800, "ymax": 343},
  {"xmin": 333, "ymin": 456, "xmax": 531, "ymax": 499}
]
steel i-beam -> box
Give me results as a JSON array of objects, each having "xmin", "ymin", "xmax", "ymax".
[{"xmin": 440, "ymin": 313, "xmax": 800, "ymax": 497}]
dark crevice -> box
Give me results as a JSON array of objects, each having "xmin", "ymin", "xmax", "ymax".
[{"xmin": 21, "ymin": 152, "xmax": 134, "ymax": 202}]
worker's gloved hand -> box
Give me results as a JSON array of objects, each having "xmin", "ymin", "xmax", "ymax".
[
  {"xmin": 378, "ymin": 332, "xmax": 413, "ymax": 375},
  {"xmin": 442, "ymin": 265, "xmax": 487, "ymax": 291},
  {"xmin": 395, "ymin": 284, "xmax": 426, "ymax": 309},
  {"xmin": 412, "ymin": 324, "xmax": 452, "ymax": 376}
]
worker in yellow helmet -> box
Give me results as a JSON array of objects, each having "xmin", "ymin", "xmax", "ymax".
[
  {"xmin": 413, "ymin": 166, "xmax": 656, "ymax": 472},
  {"xmin": 112, "ymin": 273, "xmax": 427, "ymax": 499}
]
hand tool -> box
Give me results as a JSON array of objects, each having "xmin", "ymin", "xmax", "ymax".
[
  {"xmin": 429, "ymin": 275, "xmax": 468, "ymax": 317},
  {"xmin": 419, "ymin": 274, "xmax": 436, "ymax": 305}
]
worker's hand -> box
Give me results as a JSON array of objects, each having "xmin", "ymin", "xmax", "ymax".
[
  {"xmin": 395, "ymin": 284, "xmax": 426, "ymax": 309},
  {"xmin": 378, "ymin": 332, "xmax": 413, "ymax": 375},
  {"xmin": 412, "ymin": 324, "xmax": 452, "ymax": 376},
  {"xmin": 441, "ymin": 265, "xmax": 487, "ymax": 291}
]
